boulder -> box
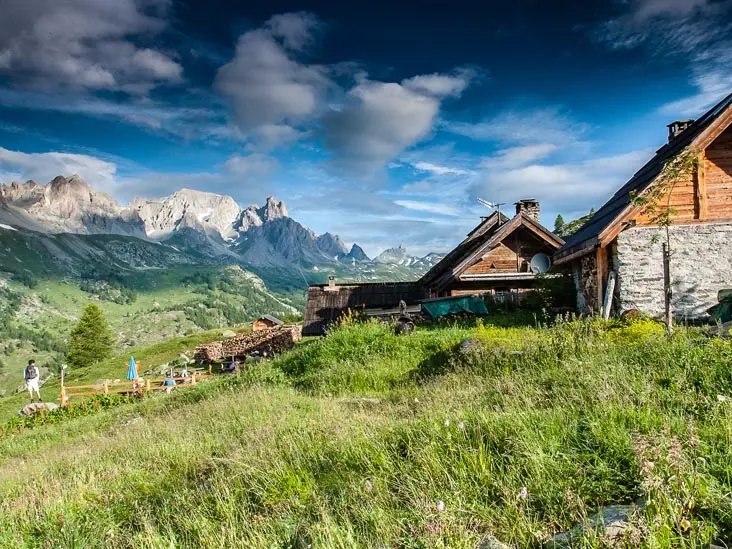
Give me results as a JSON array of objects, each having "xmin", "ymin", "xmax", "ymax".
[
  {"xmin": 477, "ymin": 535, "xmax": 510, "ymax": 549},
  {"xmin": 18, "ymin": 402, "xmax": 59, "ymax": 417},
  {"xmin": 550, "ymin": 505, "xmax": 641, "ymax": 547}
]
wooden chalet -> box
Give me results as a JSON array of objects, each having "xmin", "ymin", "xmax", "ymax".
[
  {"xmin": 420, "ymin": 199, "xmax": 564, "ymax": 299},
  {"xmin": 555, "ymin": 91, "xmax": 732, "ymax": 319},
  {"xmin": 302, "ymin": 200, "xmax": 563, "ymax": 335},
  {"xmin": 253, "ymin": 314, "xmax": 284, "ymax": 331}
]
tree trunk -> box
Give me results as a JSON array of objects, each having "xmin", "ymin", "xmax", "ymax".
[{"xmin": 663, "ymin": 242, "xmax": 673, "ymax": 335}]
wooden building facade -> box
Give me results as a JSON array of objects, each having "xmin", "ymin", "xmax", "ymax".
[
  {"xmin": 303, "ymin": 200, "xmax": 563, "ymax": 335},
  {"xmin": 555, "ymin": 91, "xmax": 732, "ymax": 319},
  {"xmin": 420, "ymin": 200, "xmax": 564, "ymax": 299}
]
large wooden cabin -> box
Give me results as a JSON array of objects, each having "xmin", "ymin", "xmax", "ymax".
[{"xmin": 555, "ymin": 91, "xmax": 732, "ymax": 319}]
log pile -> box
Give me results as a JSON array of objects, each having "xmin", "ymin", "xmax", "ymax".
[
  {"xmin": 194, "ymin": 325, "xmax": 302, "ymax": 362},
  {"xmin": 194, "ymin": 341, "xmax": 223, "ymax": 362}
]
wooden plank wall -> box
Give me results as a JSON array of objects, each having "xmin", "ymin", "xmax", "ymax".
[
  {"xmin": 463, "ymin": 229, "xmax": 553, "ymax": 275},
  {"xmin": 303, "ymin": 283, "xmax": 428, "ymax": 336},
  {"xmin": 705, "ymin": 124, "xmax": 732, "ymax": 220},
  {"xmin": 634, "ymin": 124, "xmax": 731, "ymax": 225}
]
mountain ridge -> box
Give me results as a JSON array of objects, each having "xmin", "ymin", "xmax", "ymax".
[{"xmin": 0, "ymin": 174, "xmax": 441, "ymax": 274}]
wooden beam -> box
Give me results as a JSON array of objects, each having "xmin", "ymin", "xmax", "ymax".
[
  {"xmin": 696, "ymin": 151, "xmax": 707, "ymax": 220},
  {"xmin": 595, "ymin": 246, "xmax": 607, "ymax": 314}
]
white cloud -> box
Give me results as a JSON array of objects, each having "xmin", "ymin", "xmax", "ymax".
[
  {"xmin": 412, "ymin": 161, "xmax": 473, "ymax": 176},
  {"xmin": 592, "ymin": 0, "xmax": 732, "ymax": 119},
  {"xmin": 394, "ymin": 200, "xmax": 461, "ymax": 217},
  {"xmin": 0, "ymin": 147, "xmax": 279, "ymax": 207},
  {"xmin": 224, "ymin": 153, "xmax": 279, "ymax": 177},
  {"xmin": 0, "ymin": 0, "xmax": 181, "ymax": 94},
  {"xmin": 0, "ymin": 87, "xmax": 229, "ymax": 141},
  {"xmin": 0, "ymin": 147, "xmax": 118, "ymax": 192},
  {"xmin": 402, "ymin": 68, "xmax": 476, "ymax": 98},
  {"xmin": 215, "ymin": 12, "xmax": 330, "ymax": 147},
  {"xmin": 480, "ymin": 144, "xmax": 558, "ymax": 169},
  {"xmin": 323, "ymin": 70, "xmax": 474, "ymax": 174},
  {"xmin": 445, "ymin": 107, "xmax": 589, "ymax": 145},
  {"xmin": 475, "ymin": 149, "xmax": 653, "ymax": 215},
  {"xmin": 266, "ymin": 12, "xmax": 321, "ymax": 51}
]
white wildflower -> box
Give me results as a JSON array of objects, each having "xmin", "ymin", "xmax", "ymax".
[
  {"xmin": 718, "ymin": 394, "xmax": 727, "ymax": 402},
  {"xmin": 458, "ymin": 422, "xmax": 465, "ymax": 430},
  {"xmin": 444, "ymin": 419, "xmax": 450, "ymax": 427},
  {"xmin": 519, "ymin": 487, "xmax": 528, "ymax": 500},
  {"xmin": 436, "ymin": 500, "xmax": 445, "ymax": 512},
  {"xmin": 414, "ymin": 397, "xmax": 419, "ymax": 403},
  {"xmin": 364, "ymin": 480, "xmax": 373, "ymax": 492}
]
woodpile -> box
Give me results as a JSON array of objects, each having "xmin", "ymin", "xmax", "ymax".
[{"xmin": 194, "ymin": 325, "xmax": 302, "ymax": 362}]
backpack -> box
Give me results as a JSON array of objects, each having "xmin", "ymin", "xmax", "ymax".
[{"xmin": 26, "ymin": 365, "xmax": 37, "ymax": 380}]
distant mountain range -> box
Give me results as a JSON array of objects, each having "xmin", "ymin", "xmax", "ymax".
[{"xmin": 0, "ymin": 175, "xmax": 441, "ymax": 280}]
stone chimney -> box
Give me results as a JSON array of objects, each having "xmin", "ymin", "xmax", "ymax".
[
  {"xmin": 667, "ymin": 120, "xmax": 694, "ymax": 142},
  {"xmin": 514, "ymin": 199, "xmax": 540, "ymax": 222}
]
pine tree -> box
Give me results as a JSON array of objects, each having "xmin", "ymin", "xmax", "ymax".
[
  {"xmin": 554, "ymin": 214, "xmax": 565, "ymax": 233},
  {"xmin": 67, "ymin": 304, "xmax": 115, "ymax": 369}
]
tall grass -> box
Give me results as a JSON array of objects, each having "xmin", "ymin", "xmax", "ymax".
[{"xmin": 0, "ymin": 316, "xmax": 730, "ymax": 548}]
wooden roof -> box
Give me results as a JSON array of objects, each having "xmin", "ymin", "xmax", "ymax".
[
  {"xmin": 420, "ymin": 211, "xmax": 564, "ymax": 292},
  {"xmin": 556, "ymin": 91, "xmax": 732, "ymax": 264},
  {"xmin": 257, "ymin": 314, "xmax": 283, "ymax": 325}
]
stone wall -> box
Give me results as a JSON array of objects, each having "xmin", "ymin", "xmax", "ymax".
[{"xmin": 615, "ymin": 222, "xmax": 732, "ymax": 319}]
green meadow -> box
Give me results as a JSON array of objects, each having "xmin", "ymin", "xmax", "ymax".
[{"xmin": 0, "ymin": 316, "xmax": 730, "ymax": 548}]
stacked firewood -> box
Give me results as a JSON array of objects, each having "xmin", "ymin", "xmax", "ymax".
[
  {"xmin": 194, "ymin": 341, "xmax": 223, "ymax": 362},
  {"xmin": 194, "ymin": 325, "xmax": 302, "ymax": 362}
]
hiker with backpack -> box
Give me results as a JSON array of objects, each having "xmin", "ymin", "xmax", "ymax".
[{"xmin": 24, "ymin": 359, "xmax": 42, "ymax": 403}]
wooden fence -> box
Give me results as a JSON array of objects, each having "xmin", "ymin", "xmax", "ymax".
[{"xmin": 59, "ymin": 369, "xmax": 213, "ymax": 406}]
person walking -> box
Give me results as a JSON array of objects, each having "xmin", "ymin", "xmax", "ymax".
[{"xmin": 24, "ymin": 359, "xmax": 42, "ymax": 403}]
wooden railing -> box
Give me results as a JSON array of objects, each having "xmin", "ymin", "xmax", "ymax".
[{"xmin": 59, "ymin": 370, "xmax": 214, "ymax": 406}]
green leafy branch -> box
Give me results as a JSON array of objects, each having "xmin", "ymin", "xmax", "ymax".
[{"xmin": 629, "ymin": 147, "xmax": 701, "ymax": 245}]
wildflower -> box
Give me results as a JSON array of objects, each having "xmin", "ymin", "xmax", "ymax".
[
  {"xmin": 444, "ymin": 419, "xmax": 450, "ymax": 427},
  {"xmin": 414, "ymin": 397, "xmax": 419, "ymax": 403},
  {"xmin": 519, "ymin": 487, "xmax": 528, "ymax": 500},
  {"xmin": 436, "ymin": 500, "xmax": 445, "ymax": 512},
  {"xmin": 457, "ymin": 422, "xmax": 465, "ymax": 430},
  {"xmin": 717, "ymin": 394, "xmax": 727, "ymax": 402},
  {"xmin": 364, "ymin": 480, "xmax": 373, "ymax": 492},
  {"xmin": 680, "ymin": 517, "xmax": 691, "ymax": 532}
]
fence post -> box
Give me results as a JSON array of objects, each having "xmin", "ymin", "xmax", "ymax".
[
  {"xmin": 191, "ymin": 373, "xmax": 197, "ymax": 385},
  {"xmin": 145, "ymin": 379, "xmax": 151, "ymax": 393},
  {"xmin": 103, "ymin": 382, "xmax": 109, "ymax": 395},
  {"xmin": 60, "ymin": 386, "xmax": 68, "ymax": 407}
]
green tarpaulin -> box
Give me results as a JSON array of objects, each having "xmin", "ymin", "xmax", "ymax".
[
  {"xmin": 421, "ymin": 296, "xmax": 489, "ymax": 319},
  {"xmin": 708, "ymin": 289, "xmax": 732, "ymax": 324}
]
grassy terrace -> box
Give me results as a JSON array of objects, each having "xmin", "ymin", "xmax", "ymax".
[{"xmin": 0, "ymin": 316, "xmax": 731, "ymax": 547}]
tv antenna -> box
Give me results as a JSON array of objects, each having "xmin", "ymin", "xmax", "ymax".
[{"xmin": 477, "ymin": 198, "xmax": 506, "ymax": 218}]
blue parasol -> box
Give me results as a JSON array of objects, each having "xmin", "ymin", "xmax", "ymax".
[{"xmin": 127, "ymin": 357, "xmax": 138, "ymax": 381}]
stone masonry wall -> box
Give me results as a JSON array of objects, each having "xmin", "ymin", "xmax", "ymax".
[{"xmin": 615, "ymin": 223, "xmax": 732, "ymax": 319}]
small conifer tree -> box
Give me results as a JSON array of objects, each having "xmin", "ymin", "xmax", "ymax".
[
  {"xmin": 554, "ymin": 214, "xmax": 565, "ymax": 233},
  {"xmin": 67, "ymin": 303, "xmax": 115, "ymax": 369}
]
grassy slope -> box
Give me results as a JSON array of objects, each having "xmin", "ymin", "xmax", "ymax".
[
  {"xmin": 0, "ymin": 327, "xmax": 252, "ymax": 424},
  {"xmin": 0, "ymin": 265, "xmax": 298, "ymax": 394},
  {"xmin": 1, "ymin": 316, "xmax": 731, "ymax": 547}
]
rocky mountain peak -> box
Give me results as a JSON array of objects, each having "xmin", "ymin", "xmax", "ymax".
[
  {"xmin": 260, "ymin": 196, "xmax": 288, "ymax": 221},
  {"xmin": 315, "ymin": 232, "xmax": 348, "ymax": 257},
  {"xmin": 0, "ymin": 175, "xmax": 145, "ymax": 236},
  {"xmin": 344, "ymin": 243, "xmax": 369, "ymax": 262}
]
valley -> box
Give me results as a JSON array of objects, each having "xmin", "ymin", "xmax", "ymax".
[{"xmin": 0, "ymin": 175, "xmax": 440, "ymax": 396}]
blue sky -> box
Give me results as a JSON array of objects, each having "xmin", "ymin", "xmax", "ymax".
[{"xmin": 0, "ymin": 0, "xmax": 731, "ymax": 257}]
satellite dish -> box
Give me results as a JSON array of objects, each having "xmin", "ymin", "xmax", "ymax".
[{"xmin": 530, "ymin": 253, "xmax": 551, "ymax": 274}]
